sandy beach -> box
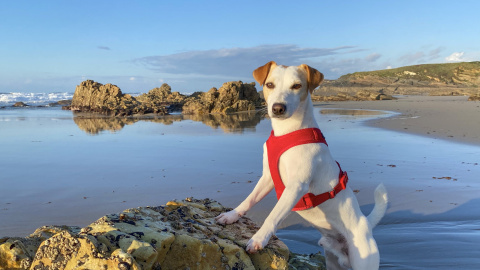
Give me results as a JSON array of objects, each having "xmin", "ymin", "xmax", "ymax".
[
  {"xmin": 319, "ymin": 95, "xmax": 480, "ymax": 146},
  {"xmin": 1, "ymin": 95, "xmax": 480, "ymax": 269}
]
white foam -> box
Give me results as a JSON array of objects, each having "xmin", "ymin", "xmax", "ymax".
[{"xmin": 0, "ymin": 92, "xmax": 73, "ymax": 106}]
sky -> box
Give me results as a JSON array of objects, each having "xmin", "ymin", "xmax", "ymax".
[{"xmin": 1, "ymin": 0, "xmax": 479, "ymax": 94}]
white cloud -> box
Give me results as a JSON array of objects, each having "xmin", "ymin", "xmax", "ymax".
[
  {"xmin": 129, "ymin": 77, "xmax": 136, "ymax": 81},
  {"xmin": 132, "ymin": 44, "xmax": 357, "ymax": 78},
  {"xmin": 445, "ymin": 52, "xmax": 466, "ymax": 62}
]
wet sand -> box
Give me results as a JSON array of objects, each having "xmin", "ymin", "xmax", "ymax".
[
  {"xmin": 1, "ymin": 98, "xmax": 480, "ymax": 269},
  {"xmin": 318, "ymin": 95, "xmax": 480, "ymax": 145}
]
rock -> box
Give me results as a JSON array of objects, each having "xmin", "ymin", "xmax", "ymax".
[
  {"xmin": 0, "ymin": 198, "xmax": 303, "ymax": 270},
  {"xmin": 49, "ymin": 100, "xmax": 72, "ymax": 107},
  {"xmin": 136, "ymin": 83, "xmax": 187, "ymax": 113},
  {"xmin": 13, "ymin": 102, "xmax": 28, "ymax": 107},
  {"xmin": 183, "ymin": 81, "xmax": 261, "ymax": 114},
  {"xmin": 289, "ymin": 252, "xmax": 326, "ymax": 270},
  {"xmin": 64, "ymin": 80, "xmax": 262, "ymax": 116},
  {"xmin": 468, "ymin": 93, "xmax": 480, "ymax": 101},
  {"xmin": 64, "ymin": 80, "xmax": 145, "ymax": 116},
  {"xmin": 0, "ymin": 226, "xmax": 81, "ymax": 270},
  {"xmin": 311, "ymin": 89, "xmax": 396, "ymax": 101},
  {"xmin": 182, "ymin": 87, "xmax": 219, "ymax": 114}
]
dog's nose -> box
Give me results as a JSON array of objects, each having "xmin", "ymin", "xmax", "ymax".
[{"xmin": 272, "ymin": 103, "xmax": 286, "ymax": 115}]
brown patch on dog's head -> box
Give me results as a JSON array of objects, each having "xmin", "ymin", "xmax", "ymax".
[
  {"xmin": 299, "ymin": 64, "xmax": 324, "ymax": 93},
  {"xmin": 253, "ymin": 61, "xmax": 277, "ymax": 86}
]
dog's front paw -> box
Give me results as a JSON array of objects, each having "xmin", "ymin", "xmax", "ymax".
[
  {"xmin": 246, "ymin": 233, "xmax": 270, "ymax": 254},
  {"xmin": 215, "ymin": 210, "xmax": 242, "ymax": 225}
]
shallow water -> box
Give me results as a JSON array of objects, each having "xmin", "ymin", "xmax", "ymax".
[{"xmin": 1, "ymin": 106, "xmax": 479, "ymax": 269}]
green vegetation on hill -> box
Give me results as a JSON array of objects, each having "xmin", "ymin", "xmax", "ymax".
[{"xmin": 339, "ymin": 61, "xmax": 480, "ymax": 86}]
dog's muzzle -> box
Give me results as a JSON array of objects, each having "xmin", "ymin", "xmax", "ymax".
[{"xmin": 272, "ymin": 103, "xmax": 286, "ymax": 116}]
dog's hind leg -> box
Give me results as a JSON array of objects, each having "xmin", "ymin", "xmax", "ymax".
[
  {"xmin": 347, "ymin": 235, "xmax": 379, "ymax": 270},
  {"xmin": 324, "ymin": 250, "xmax": 349, "ymax": 270},
  {"xmin": 345, "ymin": 217, "xmax": 380, "ymax": 270}
]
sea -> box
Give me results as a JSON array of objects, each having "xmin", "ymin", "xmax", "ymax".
[
  {"xmin": 1, "ymin": 92, "xmax": 480, "ymax": 269},
  {"xmin": 0, "ymin": 92, "xmax": 74, "ymax": 107}
]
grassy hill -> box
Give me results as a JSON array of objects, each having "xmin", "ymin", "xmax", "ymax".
[
  {"xmin": 317, "ymin": 61, "xmax": 480, "ymax": 97},
  {"xmin": 338, "ymin": 61, "xmax": 480, "ymax": 87}
]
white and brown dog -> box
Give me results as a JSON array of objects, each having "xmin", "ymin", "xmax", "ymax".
[{"xmin": 216, "ymin": 61, "xmax": 388, "ymax": 270}]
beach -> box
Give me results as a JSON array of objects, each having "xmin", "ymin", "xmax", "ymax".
[
  {"xmin": 1, "ymin": 95, "xmax": 480, "ymax": 269},
  {"xmin": 320, "ymin": 95, "xmax": 480, "ymax": 145}
]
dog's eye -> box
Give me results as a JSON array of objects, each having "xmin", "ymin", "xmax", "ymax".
[
  {"xmin": 265, "ymin": 82, "xmax": 275, "ymax": 89},
  {"xmin": 292, "ymin": 83, "xmax": 302, "ymax": 90}
]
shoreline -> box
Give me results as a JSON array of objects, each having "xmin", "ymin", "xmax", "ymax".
[
  {"xmin": 2, "ymin": 96, "xmax": 480, "ymax": 268},
  {"xmin": 316, "ymin": 95, "xmax": 480, "ymax": 146}
]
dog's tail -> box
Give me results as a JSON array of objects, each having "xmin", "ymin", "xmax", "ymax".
[{"xmin": 367, "ymin": 183, "xmax": 388, "ymax": 228}]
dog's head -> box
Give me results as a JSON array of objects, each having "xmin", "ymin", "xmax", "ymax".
[{"xmin": 253, "ymin": 61, "xmax": 324, "ymax": 119}]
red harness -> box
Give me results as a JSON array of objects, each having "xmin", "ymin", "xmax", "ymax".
[{"xmin": 266, "ymin": 128, "xmax": 349, "ymax": 211}]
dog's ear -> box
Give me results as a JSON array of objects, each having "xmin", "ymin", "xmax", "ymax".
[
  {"xmin": 300, "ymin": 64, "xmax": 324, "ymax": 93},
  {"xmin": 253, "ymin": 61, "xmax": 276, "ymax": 86}
]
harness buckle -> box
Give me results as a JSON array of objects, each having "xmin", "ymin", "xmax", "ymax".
[{"xmin": 328, "ymin": 190, "xmax": 336, "ymax": 199}]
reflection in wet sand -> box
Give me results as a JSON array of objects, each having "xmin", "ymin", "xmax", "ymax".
[
  {"xmin": 73, "ymin": 116, "xmax": 137, "ymax": 134},
  {"xmin": 184, "ymin": 111, "xmax": 264, "ymax": 133},
  {"xmin": 73, "ymin": 109, "xmax": 387, "ymax": 135},
  {"xmin": 73, "ymin": 111, "xmax": 265, "ymax": 135}
]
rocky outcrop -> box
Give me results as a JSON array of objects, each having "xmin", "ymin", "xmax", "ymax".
[
  {"xmin": 312, "ymin": 89, "xmax": 396, "ymax": 101},
  {"xmin": 182, "ymin": 81, "xmax": 262, "ymax": 114},
  {"xmin": 64, "ymin": 80, "xmax": 262, "ymax": 116},
  {"xmin": 135, "ymin": 84, "xmax": 187, "ymax": 113},
  {"xmin": 13, "ymin": 102, "xmax": 28, "ymax": 107},
  {"xmin": 64, "ymin": 80, "xmax": 150, "ymax": 116},
  {"xmin": 468, "ymin": 93, "xmax": 480, "ymax": 101},
  {"xmin": 289, "ymin": 253, "xmax": 326, "ymax": 270},
  {"xmin": 49, "ymin": 100, "xmax": 72, "ymax": 107},
  {"xmin": 0, "ymin": 198, "xmax": 324, "ymax": 270}
]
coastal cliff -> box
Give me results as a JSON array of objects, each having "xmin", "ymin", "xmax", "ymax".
[{"xmin": 316, "ymin": 61, "xmax": 480, "ymax": 97}]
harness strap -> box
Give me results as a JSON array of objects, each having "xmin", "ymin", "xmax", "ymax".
[{"xmin": 266, "ymin": 128, "xmax": 349, "ymax": 211}]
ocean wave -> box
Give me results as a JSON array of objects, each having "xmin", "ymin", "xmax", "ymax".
[{"xmin": 0, "ymin": 92, "xmax": 74, "ymax": 106}]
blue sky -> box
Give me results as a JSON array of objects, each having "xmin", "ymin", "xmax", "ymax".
[{"xmin": 1, "ymin": 0, "xmax": 479, "ymax": 94}]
